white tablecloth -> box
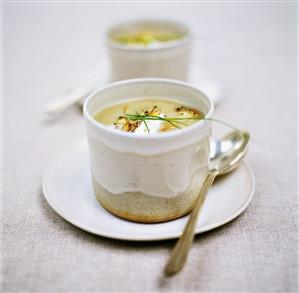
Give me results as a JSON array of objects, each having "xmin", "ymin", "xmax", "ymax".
[{"xmin": 3, "ymin": 2, "xmax": 297, "ymax": 292}]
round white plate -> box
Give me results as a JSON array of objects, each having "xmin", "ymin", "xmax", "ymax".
[{"xmin": 42, "ymin": 140, "xmax": 255, "ymax": 241}]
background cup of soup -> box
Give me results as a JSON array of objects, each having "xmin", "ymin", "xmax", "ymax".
[
  {"xmin": 106, "ymin": 20, "xmax": 191, "ymax": 81},
  {"xmin": 83, "ymin": 78, "xmax": 213, "ymax": 223}
]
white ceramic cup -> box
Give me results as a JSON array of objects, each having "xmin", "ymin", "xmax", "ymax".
[
  {"xmin": 83, "ymin": 78, "xmax": 213, "ymax": 223},
  {"xmin": 106, "ymin": 20, "xmax": 191, "ymax": 82}
]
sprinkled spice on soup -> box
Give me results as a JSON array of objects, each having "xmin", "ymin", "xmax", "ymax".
[{"xmin": 93, "ymin": 99, "xmax": 204, "ymax": 134}]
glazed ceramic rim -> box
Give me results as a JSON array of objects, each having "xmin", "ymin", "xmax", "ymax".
[
  {"xmin": 83, "ymin": 78, "xmax": 214, "ymax": 141},
  {"xmin": 106, "ymin": 19, "xmax": 191, "ymax": 52}
]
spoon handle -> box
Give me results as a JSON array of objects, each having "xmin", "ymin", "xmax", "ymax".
[
  {"xmin": 164, "ymin": 170, "xmax": 218, "ymax": 276},
  {"xmin": 45, "ymin": 77, "xmax": 103, "ymax": 116}
]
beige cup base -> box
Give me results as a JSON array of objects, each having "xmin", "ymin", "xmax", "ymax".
[
  {"xmin": 97, "ymin": 197, "xmax": 193, "ymax": 224},
  {"xmin": 92, "ymin": 177, "xmax": 197, "ymax": 224}
]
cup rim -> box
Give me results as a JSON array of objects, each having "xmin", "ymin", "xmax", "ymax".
[
  {"xmin": 106, "ymin": 19, "xmax": 191, "ymax": 52},
  {"xmin": 83, "ymin": 78, "xmax": 214, "ymax": 141}
]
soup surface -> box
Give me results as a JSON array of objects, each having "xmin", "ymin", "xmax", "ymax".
[
  {"xmin": 113, "ymin": 30, "xmax": 184, "ymax": 46},
  {"xmin": 93, "ymin": 98, "xmax": 204, "ymax": 134}
]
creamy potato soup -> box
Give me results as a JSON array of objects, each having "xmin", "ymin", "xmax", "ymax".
[
  {"xmin": 93, "ymin": 99, "xmax": 204, "ymax": 134},
  {"xmin": 113, "ymin": 30, "xmax": 185, "ymax": 46}
]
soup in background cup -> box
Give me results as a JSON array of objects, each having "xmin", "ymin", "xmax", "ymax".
[
  {"xmin": 107, "ymin": 20, "xmax": 191, "ymax": 81},
  {"xmin": 83, "ymin": 78, "xmax": 213, "ymax": 223}
]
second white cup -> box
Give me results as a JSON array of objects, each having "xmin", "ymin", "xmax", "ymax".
[{"xmin": 106, "ymin": 19, "xmax": 191, "ymax": 82}]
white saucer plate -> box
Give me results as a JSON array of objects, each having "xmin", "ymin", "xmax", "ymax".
[{"xmin": 42, "ymin": 140, "xmax": 255, "ymax": 241}]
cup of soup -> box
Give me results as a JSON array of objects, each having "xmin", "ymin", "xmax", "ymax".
[
  {"xmin": 83, "ymin": 78, "xmax": 213, "ymax": 223},
  {"xmin": 106, "ymin": 20, "xmax": 191, "ymax": 81}
]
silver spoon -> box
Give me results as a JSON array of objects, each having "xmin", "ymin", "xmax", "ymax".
[{"xmin": 164, "ymin": 130, "xmax": 250, "ymax": 276}]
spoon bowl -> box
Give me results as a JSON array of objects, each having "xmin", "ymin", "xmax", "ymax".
[{"xmin": 210, "ymin": 130, "xmax": 250, "ymax": 175}]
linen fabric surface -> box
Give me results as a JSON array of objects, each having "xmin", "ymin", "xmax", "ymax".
[{"xmin": 3, "ymin": 2, "xmax": 298, "ymax": 292}]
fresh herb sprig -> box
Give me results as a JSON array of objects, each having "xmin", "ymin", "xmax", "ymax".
[{"xmin": 125, "ymin": 113, "xmax": 239, "ymax": 133}]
